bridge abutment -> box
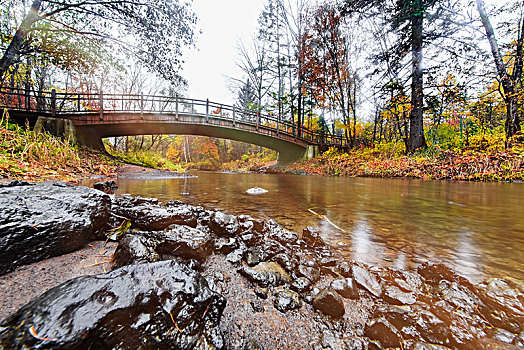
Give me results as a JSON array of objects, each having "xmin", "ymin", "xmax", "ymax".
[{"xmin": 34, "ymin": 117, "xmax": 106, "ymax": 152}]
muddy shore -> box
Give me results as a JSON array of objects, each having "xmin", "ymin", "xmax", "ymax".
[{"xmin": 1, "ymin": 179, "xmax": 523, "ymax": 349}]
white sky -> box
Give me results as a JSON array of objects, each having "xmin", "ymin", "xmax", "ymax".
[{"xmin": 181, "ymin": 0, "xmax": 266, "ymax": 105}]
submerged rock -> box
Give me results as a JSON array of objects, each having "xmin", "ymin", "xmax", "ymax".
[
  {"xmin": 0, "ymin": 182, "xmax": 111, "ymax": 275},
  {"xmin": 93, "ymin": 180, "xmax": 118, "ymax": 194},
  {"xmin": 0, "ymin": 260, "xmax": 226, "ymax": 349}
]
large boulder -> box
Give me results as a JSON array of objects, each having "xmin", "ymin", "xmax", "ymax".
[
  {"xmin": 0, "ymin": 260, "xmax": 226, "ymax": 349},
  {"xmin": 0, "ymin": 182, "xmax": 111, "ymax": 275},
  {"xmin": 112, "ymin": 196, "xmax": 198, "ymax": 230}
]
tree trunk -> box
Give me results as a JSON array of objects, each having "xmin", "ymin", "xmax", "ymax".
[
  {"xmin": 0, "ymin": 0, "xmax": 42, "ymax": 79},
  {"xmin": 477, "ymin": 0, "xmax": 522, "ymax": 142},
  {"xmin": 408, "ymin": 3, "xmax": 427, "ymax": 153}
]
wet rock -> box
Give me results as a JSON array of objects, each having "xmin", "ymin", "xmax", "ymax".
[
  {"xmin": 298, "ymin": 265, "xmax": 321, "ymax": 284},
  {"xmin": 291, "ymin": 277, "xmax": 312, "ymax": 294},
  {"xmin": 244, "ymin": 339, "xmax": 265, "ymax": 350},
  {"xmin": 476, "ymin": 278, "xmax": 524, "ymax": 334},
  {"xmin": 365, "ymin": 317, "xmax": 402, "ymax": 348},
  {"xmin": 406, "ymin": 342, "xmax": 451, "ymax": 350},
  {"xmin": 112, "ymin": 233, "xmax": 160, "ymax": 269},
  {"xmin": 254, "ymin": 288, "xmax": 268, "ymax": 299},
  {"xmin": 417, "ymin": 263, "xmax": 471, "ymax": 288},
  {"xmin": 246, "ymin": 249, "xmax": 263, "ymax": 266},
  {"xmin": 384, "ymin": 285, "xmax": 417, "ymax": 305},
  {"xmin": 113, "ymin": 196, "xmax": 198, "ymax": 230},
  {"xmin": 331, "ymin": 278, "xmax": 360, "ymax": 300},
  {"xmin": 336, "ymin": 261, "xmax": 353, "ymax": 278},
  {"xmin": 465, "ymin": 338, "xmax": 521, "ymax": 349},
  {"xmin": 514, "ymin": 332, "xmax": 524, "ymax": 347},
  {"xmin": 490, "ymin": 328, "xmax": 516, "ymax": 344},
  {"xmin": 226, "ymin": 248, "xmax": 245, "ymax": 264},
  {"xmin": 241, "ymin": 262, "xmax": 292, "ymax": 288},
  {"xmin": 353, "ymin": 265, "xmax": 383, "ymax": 298},
  {"xmin": 250, "ymin": 300, "xmax": 264, "ymax": 313},
  {"xmin": 0, "ymin": 260, "xmax": 226, "ymax": 349},
  {"xmin": 93, "ymin": 180, "xmax": 118, "ymax": 193},
  {"xmin": 272, "ymin": 253, "xmax": 299, "ymax": 277},
  {"xmin": 0, "ymin": 182, "xmax": 111, "ymax": 275},
  {"xmin": 210, "ymin": 211, "xmax": 239, "ymax": 237},
  {"xmin": 214, "ymin": 237, "xmax": 238, "ymax": 254},
  {"xmin": 302, "ymin": 226, "xmax": 326, "ymax": 247},
  {"xmin": 156, "ymin": 225, "xmax": 214, "ymax": 262},
  {"xmin": 266, "ymin": 220, "xmax": 298, "ymax": 245},
  {"xmin": 312, "ymin": 289, "xmax": 345, "ymax": 318},
  {"xmin": 273, "ymin": 289, "xmax": 301, "ymax": 313}
]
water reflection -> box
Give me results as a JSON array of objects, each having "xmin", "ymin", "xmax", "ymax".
[{"xmin": 84, "ymin": 171, "xmax": 524, "ymax": 283}]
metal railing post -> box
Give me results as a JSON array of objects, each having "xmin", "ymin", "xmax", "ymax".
[
  {"xmin": 206, "ymin": 99, "xmax": 209, "ymax": 123},
  {"xmin": 233, "ymin": 106, "xmax": 236, "ymax": 127},
  {"xmin": 256, "ymin": 111, "xmax": 259, "ymax": 130},
  {"xmin": 140, "ymin": 93, "xmax": 144, "ymax": 118},
  {"xmin": 25, "ymin": 87, "xmax": 30, "ymax": 111},
  {"xmin": 51, "ymin": 89, "xmax": 56, "ymax": 117},
  {"xmin": 277, "ymin": 113, "xmax": 280, "ymax": 135},
  {"xmin": 99, "ymin": 90, "xmax": 104, "ymax": 121},
  {"xmin": 175, "ymin": 95, "xmax": 179, "ymax": 120},
  {"xmin": 77, "ymin": 94, "xmax": 81, "ymax": 112}
]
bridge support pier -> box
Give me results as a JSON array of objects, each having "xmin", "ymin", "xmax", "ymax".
[
  {"xmin": 302, "ymin": 145, "xmax": 320, "ymax": 161},
  {"xmin": 34, "ymin": 117, "xmax": 106, "ymax": 152},
  {"xmin": 34, "ymin": 117, "xmax": 78, "ymax": 144}
]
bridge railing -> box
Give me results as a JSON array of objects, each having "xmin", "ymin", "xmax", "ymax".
[{"xmin": 0, "ymin": 87, "xmax": 347, "ymax": 147}]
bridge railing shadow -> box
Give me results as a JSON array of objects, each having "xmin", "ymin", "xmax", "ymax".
[{"xmin": 0, "ymin": 87, "xmax": 347, "ymax": 147}]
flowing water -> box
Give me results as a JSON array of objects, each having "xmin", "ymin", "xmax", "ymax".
[{"xmin": 97, "ymin": 171, "xmax": 524, "ymax": 283}]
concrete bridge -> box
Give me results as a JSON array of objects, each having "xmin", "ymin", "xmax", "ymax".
[{"xmin": 1, "ymin": 88, "xmax": 346, "ymax": 162}]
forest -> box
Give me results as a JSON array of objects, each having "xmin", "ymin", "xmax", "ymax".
[{"xmin": 0, "ymin": 0, "xmax": 523, "ymax": 178}]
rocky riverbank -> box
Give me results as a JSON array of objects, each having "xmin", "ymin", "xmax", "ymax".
[{"xmin": 1, "ymin": 181, "xmax": 523, "ymax": 349}]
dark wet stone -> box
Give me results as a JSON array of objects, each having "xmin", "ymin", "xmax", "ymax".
[
  {"xmin": 250, "ymin": 300, "xmax": 264, "ymax": 313},
  {"xmin": 331, "ymin": 278, "xmax": 360, "ymax": 300},
  {"xmin": 302, "ymin": 226, "xmax": 326, "ymax": 247},
  {"xmin": 226, "ymin": 248, "xmax": 245, "ymax": 264},
  {"xmin": 384, "ymin": 285, "xmax": 417, "ymax": 305},
  {"xmin": 214, "ymin": 237, "xmax": 238, "ymax": 254},
  {"xmin": 465, "ymin": 338, "xmax": 521, "ymax": 349},
  {"xmin": 210, "ymin": 211, "xmax": 239, "ymax": 237},
  {"xmin": 0, "ymin": 180, "xmax": 30, "ymax": 187},
  {"xmin": 273, "ymin": 289, "xmax": 301, "ymax": 313},
  {"xmin": 353, "ymin": 265, "xmax": 382, "ymax": 298},
  {"xmin": 93, "ymin": 180, "xmax": 118, "ymax": 193},
  {"xmin": 417, "ymin": 263, "xmax": 472, "ymax": 288},
  {"xmin": 407, "ymin": 342, "xmax": 451, "ymax": 350},
  {"xmin": 246, "ymin": 249, "xmax": 263, "ymax": 266},
  {"xmin": 266, "ymin": 219, "xmax": 298, "ymax": 244},
  {"xmin": 476, "ymin": 278, "xmax": 524, "ymax": 334},
  {"xmin": 272, "ymin": 253, "xmax": 299, "ymax": 277},
  {"xmin": 0, "ymin": 182, "xmax": 110, "ymax": 275},
  {"xmin": 514, "ymin": 332, "xmax": 524, "ymax": 347},
  {"xmin": 365, "ymin": 317, "xmax": 402, "ymax": 348},
  {"xmin": 113, "ymin": 196, "xmax": 198, "ymax": 230},
  {"xmin": 336, "ymin": 261, "xmax": 353, "ymax": 278},
  {"xmin": 312, "ymin": 289, "xmax": 345, "ymax": 318},
  {"xmin": 241, "ymin": 262, "xmax": 292, "ymax": 288},
  {"xmin": 244, "ymin": 339, "xmax": 265, "ymax": 350},
  {"xmin": 490, "ymin": 328, "xmax": 517, "ymax": 344},
  {"xmin": 112, "ymin": 233, "xmax": 160, "ymax": 269},
  {"xmin": 0, "ymin": 260, "xmax": 226, "ymax": 349},
  {"xmin": 164, "ymin": 199, "xmax": 185, "ymax": 206},
  {"xmin": 291, "ymin": 277, "xmax": 312, "ymax": 294},
  {"xmin": 298, "ymin": 265, "xmax": 321, "ymax": 284},
  {"xmin": 254, "ymin": 288, "xmax": 268, "ymax": 300},
  {"xmin": 155, "ymin": 225, "xmax": 214, "ymax": 262}
]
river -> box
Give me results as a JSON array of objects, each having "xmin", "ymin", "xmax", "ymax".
[{"xmin": 95, "ymin": 171, "xmax": 524, "ymax": 283}]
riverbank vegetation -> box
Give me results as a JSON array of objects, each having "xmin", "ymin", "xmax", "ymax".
[
  {"xmin": 104, "ymin": 135, "xmax": 277, "ymax": 172},
  {"xmin": 0, "ymin": 111, "xmax": 117, "ymax": 182}
]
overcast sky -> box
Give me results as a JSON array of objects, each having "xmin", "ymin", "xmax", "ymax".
[
  {"xmin": 181, "ymin": 0, "xmax": 265, "ymax": 105},
  {"xmin": 180, "ymin": 0, "xmax": 507, "ymax": 108}
]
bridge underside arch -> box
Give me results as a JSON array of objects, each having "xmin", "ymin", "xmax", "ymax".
[{"xmin": 75, "ymin": 121, "xmax": 308, "ymax": 163}]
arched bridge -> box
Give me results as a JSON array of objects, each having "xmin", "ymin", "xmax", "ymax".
[{"xmin": 1, "ymin": 88, "xmax": 346, "ymax": 162}]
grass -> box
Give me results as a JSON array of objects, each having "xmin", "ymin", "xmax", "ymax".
[{"xmin": 0, "ymin": 109, "xmax": 119, "ymax": 182}]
